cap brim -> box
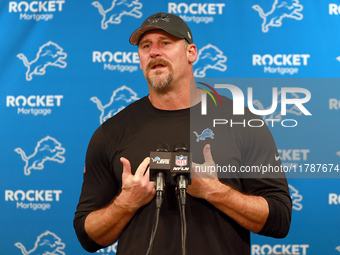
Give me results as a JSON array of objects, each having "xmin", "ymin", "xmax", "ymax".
[{"xmin": 129, "ymin": 25, "xmax": 186, "ymax": 45}]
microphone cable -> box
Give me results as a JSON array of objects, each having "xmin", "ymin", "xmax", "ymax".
[
  {"xmin": 177, "ymin": 187, "xmax": 187, "ymax": 255},
  {"xmin": 173, "ymin": 142, "xmax": 190, "ymax": 255},
  {"xmin": 146, "ymin": 144, "xmax": 169, "ymax": 255},
  {"xmin": 145, "ymin": 189, "xmax": 162, "ymax": 255}
]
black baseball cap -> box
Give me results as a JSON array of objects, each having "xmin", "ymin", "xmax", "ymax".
[{"xmin": 129, "ymin": 12, "xmax": 193, "ymax": 45}]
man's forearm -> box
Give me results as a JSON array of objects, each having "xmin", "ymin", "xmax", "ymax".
[
  {"xmin": 206, "ymin": 181, "xmax": 269, "ymax": 233},
  {"xmin": 84, "ymin": 193, "xmax": 139, "ymax": 246}
]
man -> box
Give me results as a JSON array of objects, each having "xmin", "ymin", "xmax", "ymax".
[{"xmin": 74, "ymin": 12, "xmax": 292, "ymax": 254}]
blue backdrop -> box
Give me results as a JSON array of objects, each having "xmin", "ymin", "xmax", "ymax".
[{"xmin": 1, "ymin": 0, "xmax": 339, "ymax": 254}]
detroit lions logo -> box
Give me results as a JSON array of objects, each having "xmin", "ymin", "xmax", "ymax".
[
  {"xmin": 17, "ymin": 41, "xmax": 67, "ymax": 81},
  {"xmin": 252, "ymin": 90, "xmax": 304, "ymax": 122},
  {"xmin": 92, "ymin": 0, "xmax": 143, "ymax": 29},
  {"xmin": 147, "ymin": 13, "xmax": 170, "ymax": 24},
  {"xmin": 15, "ymin": 230, "xmax": 65, "ymax": 255},
  {"xmin": 289, "ymin": 184, "xmax": 303, "ymax": 211},
  {"xmin": 152, "ymin": 156, "xmax": 161, "ymax": 162},
  {"xmin": 193, "ymin": 44, "xmax": 227, "ymax": 78},
  {"xmin": 193, "ymin": 128, "xmax": 214, "ymax": 142},
  {"xmin": 336, "ymin": 56, "xmax": 340, "ymax": 62},
  {"xmin": 336, "ymin": 151, "xmax": 340, "ymax": 157},
  {"xmin": 91, "ymin": 85, "xmax": 139, "ymax": 124},
  {"xmin": 336, "ymin": 246, "xmax": 340, "ymax": 252},
  {"xmin": 252, "ymin": 0, "xmax": 303, "ymax": 33},
  {"xmin": 14, "ymin": 136, "xmax": 66, "ymax": 176}
]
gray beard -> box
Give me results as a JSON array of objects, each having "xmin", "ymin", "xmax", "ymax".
[{"xmin": 147, "ymin": 71, "xmax": 173, "ymax": 90}]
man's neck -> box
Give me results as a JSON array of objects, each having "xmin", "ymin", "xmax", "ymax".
[
  {"xmin": 148, "ymin": 82, "xmax": 203, "ymax": 110},
  {"xmin": 148, "ymin": 90, "xmax": 190, "ymax": 110}
]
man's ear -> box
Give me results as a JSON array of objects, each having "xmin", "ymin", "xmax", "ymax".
[{"xmin": 187, "ymin": 44, "xmax": 198, "ymax": 64}]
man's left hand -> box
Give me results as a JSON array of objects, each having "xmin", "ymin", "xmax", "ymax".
[{"xmin": 187, "ymin": 144, "xmax": 228, "ymax": 200}]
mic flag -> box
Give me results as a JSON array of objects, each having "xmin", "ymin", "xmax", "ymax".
[
  {"xmin": 170, "ymin": 142, "xmax": 191, "ymax": 186},
  {"xmin": 150, "ymin": 143, "xmax": 171, "ymax": 185}
]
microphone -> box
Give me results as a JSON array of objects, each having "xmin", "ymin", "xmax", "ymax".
[
  {"xmin": 170, "ymin": 142, "xmax": 191, "ymax": 187},
  {"xmin": 146, "ymin": 144, "xmax": 171, "ymax": 255},
  {"xmin": 171, "ymin": 142, "xmax": 191, "ymax": 255},
  {"xmin": 150, "ymin": 143, "xmax": 171, "ymax": 208},
  {"xmin": 171, "ymin": 142, "xmax": 191, "ymax": 206}
]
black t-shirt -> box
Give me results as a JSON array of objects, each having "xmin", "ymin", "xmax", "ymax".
[{"xmin": 74, "ymin": 96, "xmax": 292, "ymax": 255}]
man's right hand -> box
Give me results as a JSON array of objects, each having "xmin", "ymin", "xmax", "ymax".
[
  {"xmin": 115, "ymin": 157, "xmax": 156, "ymax": 211},
  {"xmin": 84, "ymin": 157, "xmax": 156, "ymax": 247}
]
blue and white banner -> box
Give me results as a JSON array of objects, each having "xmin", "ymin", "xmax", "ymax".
[{"xmin": 1, "ymin": 1, "xmax": 339, "ymax": 254}]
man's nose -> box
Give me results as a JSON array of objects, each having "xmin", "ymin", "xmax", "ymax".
[{"xmin": 149, "ymin": 43, "xmax": 161, "ymax": 58}]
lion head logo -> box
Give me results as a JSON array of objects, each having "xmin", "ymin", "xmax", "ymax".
[
  {"xmin": 17, "ymin": 41, "xmax": 67, "ymax": 81},
  {"xmin": 14, "ymin": 136, "xmax": 66, "ymax": 175},
  {"xmin": 15, "ymin": 230, "xmax": 65, "ymax": 255},
  {"xmin": 92, "ymin": 0, "xmax": 143, "ymax": 29},
  {"xmin": 252, "ymin": 0, "xmax": 303, "ymax": 33},
  {"xmin": 90, "ymin": 85, "xmax": 139, "ymax": 124},
  {"xmin": 193, "ymin": 44, "xmax": 227, "ymax": 78}
]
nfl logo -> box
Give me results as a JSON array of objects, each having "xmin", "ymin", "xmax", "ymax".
[{"xmin": 176, "ymin": 155, "xmax": 187, "ymax": 166}]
